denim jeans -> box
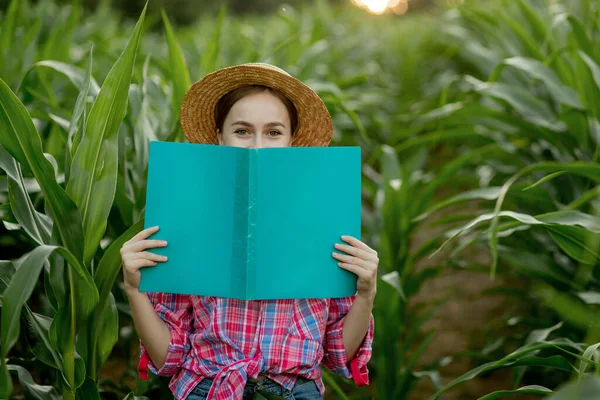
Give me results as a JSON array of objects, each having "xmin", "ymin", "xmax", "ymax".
[{"xmin": 186, "ymin": 376, "xmax": 323, "ymax": 400}]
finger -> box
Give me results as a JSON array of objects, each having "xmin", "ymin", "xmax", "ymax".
[
  {"xmin": 131, "ymin": 251, "xmax": 168, "ymax": 263},
  {"xmin": 338, "ymin": 262, "xmax": 377, "ymax": 283},
  {"xmin": 127, "ymin": 258, "xmax": 159, "ymax": 270},
  {"xmin": 334, "ymin": 243, "xmax": 375, "ymax": 261},
  {"xmin": 125, "ymin": 239, "xmax": 168, "ymax": 253},
  {"xmin": 341, "ymin": 236, "xmax": 376, "ymax": 255},
  {"xmin": 129, "ymin": 226, "xmax": 160, "ymax": 243},
  {"xmin": 337, "ymin": 262, "xmax": 368, "ymax": 277},
  {"xmin": 332, "ymin": 252, "xmax": 372, "ymax": 269}
]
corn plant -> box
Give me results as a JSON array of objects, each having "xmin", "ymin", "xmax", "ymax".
[
  {"xmin": 0, "ymin": 3, "xmax": 147, "ymax": 398},
  {"xmin": 408, "ymin": 0, "xmax": 600, "ymax": 396}
]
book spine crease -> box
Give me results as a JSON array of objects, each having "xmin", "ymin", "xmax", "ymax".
[{"xmin": 246, "ymin": 150, "xmax": 257, "ymax": 299}]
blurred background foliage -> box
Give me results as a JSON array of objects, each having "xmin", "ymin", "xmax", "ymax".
[{"xmin": 2, "ymin": 0, "xmax": 600, "ymax": 399}]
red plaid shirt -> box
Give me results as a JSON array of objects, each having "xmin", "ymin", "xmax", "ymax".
[{"xmin": 138, "ymin": 294, "xmax": 374, "ymax": 400}]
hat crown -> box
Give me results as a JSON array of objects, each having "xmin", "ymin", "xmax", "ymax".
[{"xmin": 238, "ymin": 63, "xmax": 292, "ymax": 77}]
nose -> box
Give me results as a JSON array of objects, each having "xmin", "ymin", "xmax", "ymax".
[{"xmin": 247, "ymin": 135, "xmax": 264, "ymax": 149}]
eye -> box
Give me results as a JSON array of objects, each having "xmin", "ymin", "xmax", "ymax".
[
  {"xmin": 234, "ymin": 129, "xmax": 250, "ymax": 136},
  {"xmin": 267, "ymin": 130, "xmax": 282, "ymax": 137}
]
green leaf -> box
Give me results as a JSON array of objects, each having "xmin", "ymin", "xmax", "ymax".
[
  {"xmin": 484, "ymin": 162, "xmax": 600, "ymax": 276},
  {"xmin": 522, "ymin": 171, "xmax": 567, "ymax": 191},
  {"xmin": 0, "ymin": 145, "xmax": 52, "ymax": 245},
  {"xmin": 381, "ymin": 271, "xmax": 406, "ymax": 301},
  {"xmin": 513, "ymin": 355, "xmax": 575, "ymax": 372},
  {"xmin": 514, "ymin": 0, "xmax": 548, "ymax": 42},
  {"xmin": 578, "ymin": 292, "xmax": 600, "ymax": 305},
  {"xmin": 17, "ymin": 60, "xmax": 100, "ymax": 97},
  {"xmin": 526, "ymin": 322, "xmax": 563, "ymax": 345},
  {"xmin": 567, "ymin": 17, "xmax": 597, "ymax": 62},
  {"xmin": 97, "ymin": 293, "xmax": 119, "ymax": 366},
  {"xmin": 396, "ymin": 331, "xmax": 436, "ymax": 392},
  {"xmin": 547, "ymin": 225, "xmax": 600, "ymax": 265},
  {"xmin": 0, "ymin": 261, "xmax": 16, "ymax": 306},
  {"xmin": 0, "ymin": 246, "xmax": 51, "ymax": 397},
  {"xmin": 578, "ymin": 51, "xmax": 600, "ymax": 96},
  {"xmin": 0, "ymin": 0, "xmax": 20, "ymax": 78},
  {"xmin": 85, "ymin": 218, "xmax": 144, "ymax": 377},
  {"xmin": 394, "ymin": 128, "xmax": 488, "ymax": 153},
  {"xmin": 471, "ymin": 80, "xmax": 564, "ymax": 131},
  {"xmin": 68, "ymin": 48, "xmax": 94, "ymax": 175},
  {"xmin": 24, "ymin": 308, "xmax": 62, "ymax": 370},
  {"xmin": 535, "ymin": 283, "xmax": 600, "ymax": 332},
  {"xmin": 0, "ymin": 78, "xmax": 85, "ymax": 262},
  {"xmin": 500, "ymin": 251, "xmax": 582, "ymax": 290},
  {"xmin": 122, "ymin": 393, "xmax": 149, "ymax": 400},
  {"xmin": 201, "ymin": 5, "xmax": 225, "ymax": 75},
  {"xmin": 376, "ymin": 144, "xmax": 401, "ymax": 183},
  {"xmin": 0, "ymin": 245, "xmax": 98, "ymax": 398},
  {"xmin": 131, "ymin": 57, "xmax": 155, "ymax": 195},
  {"xmin": 497, "ymin": 7, "xmax": 544, "ymax": 60},
  {"xmin": 66, "ymin": 4, "xmax": 147, "ymax": 263},
  {"xmin": 429, "ymin": 340, "xmax": 579, "ymax": 399},
  {"xmin": 7, "ymin": 364, "xmax": 59, "ymax": 400},
  {"xmin": 578, "ymin": 342, "xmax": 600, "ymax": 378},
  {"xmin": 478, "ymin": 385, "xmax": 552, "ymax": 400},
  {"xmin": 492, "ymin": 57, "xmax": 582, "ymax": 109},
  {"xmin": 415, "ymin": 187, "xmax": 503, "ymax": 223},
  {"xmin": 547, "ymin": 376, "xmax": 600, "ymax": 400},
  {"xmin": 161, "ymin": 10, "xmax": 191, "ymax": 124},
  {"xmin": 539, "ymin": 210, "xmax": 600, "ymax": 233},
  {"xmin": 321, "ymin": 369, "xmax": 350, "ymax": 400},
  {"xmin": 431, "ymin": 210, "xmax": 546, "ymax": 258},
  {"xmin": 75, "ymin": 377, "xmax": 100, "ymax": 400}
]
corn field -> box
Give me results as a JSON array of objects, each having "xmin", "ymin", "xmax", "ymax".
[{"xmin": 2, "ymin": 0, "xmax": 600, "ymax": 398}]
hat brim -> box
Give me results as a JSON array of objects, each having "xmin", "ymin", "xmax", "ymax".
[{"xmin": 180, "ymin": 64, "xmax": 333, "ymax": 147}]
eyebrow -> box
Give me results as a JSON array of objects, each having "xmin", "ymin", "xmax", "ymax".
[{"xmin": 231, "ymin": 120, "xmax": 286, "ymax": 128}]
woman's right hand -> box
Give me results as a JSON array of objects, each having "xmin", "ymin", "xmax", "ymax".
[{"xmin": 120, "ymin": 225, "xmax": 168, "ymax": 293}]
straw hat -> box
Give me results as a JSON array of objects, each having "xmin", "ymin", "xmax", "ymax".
[{"xmin": 179, "ymin": 63, "xmax": 333, "ymax": 147}]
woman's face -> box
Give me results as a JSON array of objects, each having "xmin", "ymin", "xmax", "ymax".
[{"xmin": 217, "ymin": 91, "xmax": 293, "ymax": 148}]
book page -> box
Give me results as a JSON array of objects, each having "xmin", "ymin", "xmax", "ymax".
[
  {"xmin": 250, "ymin": 146, "xmax": 361, "ymax": 300},
  {"xmin": 140, "ymin": 142, "xmax": 245, "ymax": 297}
]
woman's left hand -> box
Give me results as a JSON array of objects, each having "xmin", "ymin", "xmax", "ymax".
[{"xmin": 332, "ymin": 236, "xmax": 378, "ymax": 300}]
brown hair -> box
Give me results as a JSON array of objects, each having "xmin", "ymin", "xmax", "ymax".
[{"xmin": 214, "ymin": 85, "xmax": 299, "ymax": 135}]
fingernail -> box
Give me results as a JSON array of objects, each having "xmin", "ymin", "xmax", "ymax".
[
  {"xmin": 161, "ymin": 241, "xmax": 168, "ymax": 245},
  {"xmin": 162, "ymin": 256, "xmax": 168, "ymax": 261}
]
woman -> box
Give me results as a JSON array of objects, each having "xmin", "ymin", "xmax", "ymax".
[{"xmin": 120, "ymin": 63, "xmax": 378, "ymax": 400}]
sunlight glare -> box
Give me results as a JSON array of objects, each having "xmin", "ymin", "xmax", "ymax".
[{"xmin": 353, "ymin": 0, "xmax": 409, "ymax": 15}]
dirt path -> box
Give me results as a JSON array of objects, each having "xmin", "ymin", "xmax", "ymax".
[{"xmin": 407, "ymin": 202, "xmax": 534, "ymax": 400}]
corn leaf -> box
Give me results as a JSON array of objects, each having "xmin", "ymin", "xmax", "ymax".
[
  {"xmin": 0, "ymin": 78, "xmax": 85, "ymax": 262},
  {"xmin": 547, "ymin": 376, "xmax": 600, "ymax": 400},
  {"xmin": 17, "ymin": 60, "xmax": 100, "ymax": 96},
  {"xmin": 0, "ymin": 245, "xmax": 96, "ymax": 398},
  {"xmin": 84, "ymin": 218, "xmax": 144, "ymax": 377},
  {"xmin": 478, "ymin": 385, "xmax": 553, "ymax": 400},
  {"xmin": 7, "ymin": 365, "xmax": 59, "ymax": 400},
  {"xmin": 66, "ymin": 4, "xmax": 147, "ymax": 263},
  {"xmin": 161, "ymin": 10, "xmax": 191, "ymax": 125},
  {"xmin": 0, "ymin": 145, "xmax": 52, "ymax": 244}
]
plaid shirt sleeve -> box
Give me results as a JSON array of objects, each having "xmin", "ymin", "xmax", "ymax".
[
  {"xmin": 322, "ymin": 295, "xmax": 374, "ymax": 386},
  {"xmin": 138, "ymin": 292, "xmax": 193, "ymax": 378}
]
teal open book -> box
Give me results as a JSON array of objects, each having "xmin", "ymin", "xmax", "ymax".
[{"xmin": 139, "ymin": 141, "xmax": 362, "ymax": 300}]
